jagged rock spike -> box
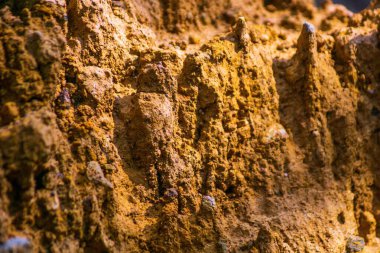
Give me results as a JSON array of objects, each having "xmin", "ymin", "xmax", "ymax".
[
  {"xmin": 234, "ymin": 16, "xmax": 251, "ymax": 50},
  {"xmin": 297, "ymin": 22, "xmax": 317, "ymax": 53}
]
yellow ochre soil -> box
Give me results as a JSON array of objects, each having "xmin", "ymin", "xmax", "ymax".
[{"xmin": 0, "ymin": 0, "xmax": 380, "ymax": 252}]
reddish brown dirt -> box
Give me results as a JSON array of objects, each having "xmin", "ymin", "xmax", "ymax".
[{"xmin": 1, "ymin": 0, "xmax": 380, "ymax": 252}]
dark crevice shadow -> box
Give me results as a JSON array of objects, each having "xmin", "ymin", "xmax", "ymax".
[
  {"xmin": 271, "ymin": 57, "xmax": 309, "ymax": 152},
  {"xmin": 315, "ymin": 0, "xmax": 371, "ymax": 12}
]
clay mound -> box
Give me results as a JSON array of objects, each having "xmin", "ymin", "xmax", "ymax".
[{"xmin": 0, "ymin": 0, "xmax": 380, "ymax": 252}]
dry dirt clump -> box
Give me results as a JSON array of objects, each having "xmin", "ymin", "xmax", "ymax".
[{"xmin": 0, "ymin": 0, "xmax": 380, "ymax": 252}]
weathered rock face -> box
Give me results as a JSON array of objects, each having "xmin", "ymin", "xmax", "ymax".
[{"xmin": 0, "ymin": 0, "xmax": 380, "ymax": 252}]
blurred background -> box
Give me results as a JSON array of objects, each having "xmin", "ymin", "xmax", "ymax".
[{"xmin": 315, "ymin": 0, "xmax": 372, "ymax": 12}]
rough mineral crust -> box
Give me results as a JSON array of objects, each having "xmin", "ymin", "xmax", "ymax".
[{"xmin": 0, "ymin": 0, "xmax": 380, "ymax": 252}]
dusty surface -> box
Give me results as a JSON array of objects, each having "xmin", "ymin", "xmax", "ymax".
[{"xmin": 0, "ymin": 0, "xmax": 380, "ymax": 252}]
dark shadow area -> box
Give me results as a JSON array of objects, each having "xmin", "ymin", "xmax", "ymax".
[
  {"xmin": 315, "ymin": 0, "xmax": 371, "ymax": 12},
  {"xmin": 271, "ymin": 57, "xmax": 307, "ymax": 158}
]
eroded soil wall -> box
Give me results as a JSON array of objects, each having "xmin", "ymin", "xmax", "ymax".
[{"xmin": 1, "ymin": 0, "xmax": 380, "ymax": 252}]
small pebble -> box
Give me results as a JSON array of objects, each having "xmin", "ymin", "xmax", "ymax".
[
  {"xmin": 367, "ymin": 89, "xmax": 376, "ymax": 94},
  {"xmin": 165, "ymin": 188, "xmax": 178, "ymax": 198},
  {"xmin": 0, "ymin": 237, "xmax": 32, "ymax": 253},
  {"xmin": 264, "ymin": 123, "xmax": 289, "ymax": 143},
  {"xmin": 86, "ymin": 161, "xmax": 113, "ymax": 189},
  {"xmin": 260, "ymin": 34, "xmax": 269, "ymax": 42},
  {"xmin": 202, "ymin": 195, "xmax": 216, "ymax": 208},
  {"xmin": 112, "ymin": 0, "xmax": 126, "ymax": 8},
  {"xmin": 346, "ymin": 235, "xmax": 365, "ymax": 253},
  {"xmin": 57, "ymin": 87, "xmax": 71, "ymax": 108}
]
